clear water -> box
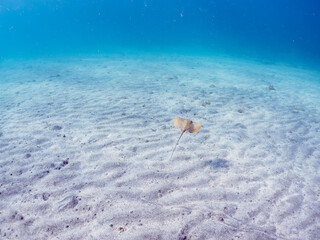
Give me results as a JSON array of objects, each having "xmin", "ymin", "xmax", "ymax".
[
  {"xmin": 1, "ymin": 1, "xmax": 320, "ymax": 239},
  {"xmin": 1, "ymin": 0, "xmax": 320, "ymax": 64}
]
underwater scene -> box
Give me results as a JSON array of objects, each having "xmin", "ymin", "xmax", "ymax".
[{"xmin": 0, "ymin": 1, "xmax": 320, "ymax": 239}]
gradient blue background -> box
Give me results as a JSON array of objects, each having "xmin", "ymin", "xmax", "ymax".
[{"xmin": 0, "ymin": 0, "xmax": 319, "ymax": 63}]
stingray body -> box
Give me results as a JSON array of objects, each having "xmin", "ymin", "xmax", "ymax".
[{"xmin": 169, "ymin": 117, "xmax": 201, "ymax": 161}]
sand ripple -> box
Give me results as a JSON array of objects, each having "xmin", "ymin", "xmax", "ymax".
[{"xmin": 0, "ymin": 56, "xmax": 320, "ymax": 239}]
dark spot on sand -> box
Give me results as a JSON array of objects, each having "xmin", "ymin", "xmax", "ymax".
[
  {"xmin": 206, "ymin": 158, "xmax": 230, "ymax": 169},
  {"xmin": 202, "ymin": 101, "xmax": 211, "ymax": 107},
  {"xmin": 54, "ymin": 158, "xmax": 69, "ymax": 170},
  {"xmin": 42, "ymin": 193, "xmax": 50, "ymax": 201},
  {"xmin": 237, "ymin": 109, "xmax": 245, "ymax": 113},
  {"xmin": 0, "ymin": 132, "xmax": 3, "ymax": 137},
  {"xmin": 60, "ymin": 196, "xmax": 79, "ymax": 210},
  {"xmin": 269, "ymin": 85, "xmax": 275, "ymax": 90},
  {"xmin": 11, "ymin": 211, "xmax": 24, "ymax": 220},
  {"xmin": 34, "ymin": 170, "xmax": 50, "ymax": 180},
  {"xmin": 25, "ymin": 153, "xmax": 31, "ymax": 158},
  {"xmin": 52, "ymin": 125, "xmax": 62, "ymax": 131},
  {"xmin": 178, "ymin": 226, "xmax": 189, "ymax": 240}
]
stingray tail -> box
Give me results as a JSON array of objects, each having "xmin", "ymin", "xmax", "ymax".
[{"xmin": 169, "ymin": 130, "xmax": 185, "ymax": 161}]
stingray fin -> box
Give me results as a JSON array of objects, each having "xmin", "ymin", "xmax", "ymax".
[{"xmin": 189, "ymin": 122, "xmax": 201, "ymax": 133}]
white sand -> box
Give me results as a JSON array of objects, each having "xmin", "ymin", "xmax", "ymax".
[{"xmin": 0, "ymin": 55, "xmax": 320, "ymax": 240}]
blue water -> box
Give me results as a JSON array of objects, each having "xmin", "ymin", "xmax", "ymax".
[{"xmin": 1, "ymin": 0, "xmax": 320, "ymax": 64}]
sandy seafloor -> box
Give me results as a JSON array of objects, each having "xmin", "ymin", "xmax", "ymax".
[{"xmin": 0, "ymin": 55, "xmax": 320, "ymax": 240}]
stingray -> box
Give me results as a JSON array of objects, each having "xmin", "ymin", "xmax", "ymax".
[{"xmin": 169, "ymin": 117, "xmax": 201, "ymax": 161}]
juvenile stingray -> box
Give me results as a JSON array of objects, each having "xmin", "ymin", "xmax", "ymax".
[{"xmin": 169, "ymin": 117, "xmax": 201, "ymax": 161}]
